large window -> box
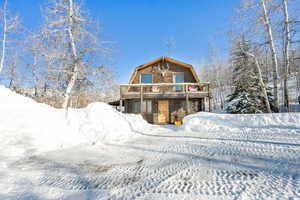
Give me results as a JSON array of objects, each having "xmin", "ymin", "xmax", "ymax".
[
  {"xmin": 141, "ymin": 100, "xmax": 152, "ymax": 113},
  {"xmin": 132, "ymin": 100, "xmax": 152, "ymax": 113},
  {"xmin": 140, "ymin": 74, "xmax": 153, "ymax": 84},
  {"xmin": 132, "ymin": 101, "xmax": 140, "ymax": 113},
  {"xmin": 173, "ymin": 73, "xmax": 184, "ymax": 92}
]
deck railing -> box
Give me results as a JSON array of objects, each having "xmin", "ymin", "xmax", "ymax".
[{"xmin": 120, "ymin": 82, "xmax": 210, "ymax": 99}]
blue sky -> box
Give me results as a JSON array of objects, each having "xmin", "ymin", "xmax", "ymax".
[{"xmin": 10, "ymin": 0, "xmax": 239, "ymax": 83}]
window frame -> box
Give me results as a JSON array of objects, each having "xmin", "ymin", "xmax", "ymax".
[
  {"xmin": 172, "ymin": 72, "xmax": 184, "ymax": 92},
  {"xmin": 141, "ymin": 100, "xmax": 152, "ymax": 113},
  {"xmin": 140, "ymin": 73, "xmax": 153, "ymax": 84},
  {"xmin": 132, "ymin": 100, "xmax": 152, "ymax": 113},
  {"xmin": 132, "ymin": 101, "xmax": 140, "ymax": 113},
  {"xmin": 172, "ymin": 72, "xmax": 184, "ymax": 83}
]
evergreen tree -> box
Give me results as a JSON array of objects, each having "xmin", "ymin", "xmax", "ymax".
[
  {"xmin": 226, "ymin": 38, "xmax": 269, "ymax": 114},
  {"xmin": 259, "ymin": 86, "xmax": 275, "ymax": 113}
]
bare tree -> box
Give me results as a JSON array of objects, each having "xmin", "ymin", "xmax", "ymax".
[
  {"xmin": 210, "ymin": 0, "xmax": 300, "ymax": 112},
  {"xmin": 62, "ymin": 0, "xmax": 81, "ymax": 109},
  {"xmin": 0, "ymin": 0, "xmax": 19, "ymax": 74},
  {"xmin": 24, "ymin": 32, "xmax": 48, "ymax": 97},
  {"xmin": 199, "ymin": 45, "xmax": 232, "ymax": 111},
  {"xmin": 37, "ymin": 0, "xmax": 113, "ymax": 108},
  {"xmin": 282, "ymin": 0, "xmax": 291, "ymax": 111},
  {"xmin": 0, "ymin": 0, "xmax": 7, "ymax": 74},
  {"xmin": 260, "ymin": 0, "xmax": 280, "ymax": 112},
  {"xmin": 6, "ymin": 51, "xmax": 18, "ymax": 89}
]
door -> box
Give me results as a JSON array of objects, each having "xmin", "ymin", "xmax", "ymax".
[{"xmin": 158, "ymin": 100, "xmax": 169, "ymax": 124}]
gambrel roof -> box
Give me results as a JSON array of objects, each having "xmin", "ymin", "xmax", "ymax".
[{"xmin": 129, "ymin": 57, "xmax": 200, "ymax": 84}]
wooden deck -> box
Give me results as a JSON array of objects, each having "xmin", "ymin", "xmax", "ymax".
[
  {"xmin": 121, "ymin": 92, "xmax": 209, "ymax": 99},
  {"xmin": 120, "ymin": 83, "xmax": 210, "ymax": 100}
]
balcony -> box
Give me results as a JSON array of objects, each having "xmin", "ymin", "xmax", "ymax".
[{"xmin": 120, "ymin": 82, "xmax": 210, "ymax": 99}]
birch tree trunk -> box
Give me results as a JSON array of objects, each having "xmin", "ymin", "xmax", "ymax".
[
  {"xmin": 0, "ymin": 0, "xmax": 7, "ymax": 74},
  {"xmin": 252, "ymin": 56, "xmax": 272, "ymax": 113},
  {"xmin": 32, "ymin": 54, "xmax": 39, "ymax": 97},
  {"xmin": 260, "ymin": 0, "xmax": 280, "ymax": 112},
  {"xmin": 240, "ymin": 44, "xmax": 272, "ymax": 113},
  {"xmin": 8, "ymin": 52, "xmax": 17, "ymax": 90},
  {"xmin": 283, "ymin": 0, "xmax": 291, "ymax": 111},
  {"xmin": 62, "ymin": 0, "xmax": 80, "ymax": 109}
]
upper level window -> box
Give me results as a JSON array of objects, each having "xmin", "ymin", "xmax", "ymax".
[
  {"xmin": 173, "ymin": 73, "xmax": 184, "ymax": 92},
  {"xmin": 140, "ymin": 74, "xmax": 153, "ymax": 84},
  {"xmin": 174, "ymin": 73, "xmax": 184, "ymax": 83}
]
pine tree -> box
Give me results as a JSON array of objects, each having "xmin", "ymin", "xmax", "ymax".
[
  {"xmin": 226, "ymin": 39, "xmax": 267, "ymax": 114},
  {"xmin": 259, "ymin": 86, "xmax": 275, "ymax": 113}
]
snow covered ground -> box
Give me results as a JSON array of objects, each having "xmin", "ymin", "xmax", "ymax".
[{"xmin": 1, "ymin": 86, "xmax": 300, "ymax": 200}]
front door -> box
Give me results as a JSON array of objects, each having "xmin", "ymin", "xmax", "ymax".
[{"xmin": 158, "ymin": 100, "xmax": 169, "ymax": 124}]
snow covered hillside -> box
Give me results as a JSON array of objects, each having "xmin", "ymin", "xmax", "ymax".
[{"xmin": 1, "ymin": 87, "xmax": 300, "ymax": 199}]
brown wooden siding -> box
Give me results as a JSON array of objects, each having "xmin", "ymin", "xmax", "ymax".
[
  {"xmin": 131, "ymin": 61, "xmax": 197, "ymax": 84},
  {"xmin": 121, "ymin": 58, "xmax": 209, "ymax": 124}
]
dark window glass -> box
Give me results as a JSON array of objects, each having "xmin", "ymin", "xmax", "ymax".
[
  {"xmin": 141, "ymin": 74, "xmax": 153, "ymax": 84},
  {"xmin": 141, "ymin": 100, "xmax": 152, "ymax": 113},
  {"xmin": 132, "ymin": 101, "xmax": 140, "ymax": 113},
  {"xmin": 132, "ymin": 100, "xmax": 152, "ymax": 113},
  {"xmin": 174, "ymin": 73, "xmax": 184, "ymax": 92},
  {"xmin": 147, "ymin": 101, "xmax": 152, "ymax": 113}
]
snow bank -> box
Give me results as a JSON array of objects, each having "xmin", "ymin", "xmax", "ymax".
[
  {"xmin": 0, "ymin": 86, "xmax": 147, "ymax": 155},
  {"xmin": 67, "ymin": 103, "xmax": 149, "ymax": 145},
  {"xmin": 183, "ymin": 112, "xmax": 300, "ymax": 133}
]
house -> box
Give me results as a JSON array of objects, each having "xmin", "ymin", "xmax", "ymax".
[{"xmin": 113, "ymin": 57, "xmax": 211, "ymax": 124}]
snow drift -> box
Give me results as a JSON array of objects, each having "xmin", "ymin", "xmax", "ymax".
[
  {"xmin": 0, "ymin": 86, "xmax": 147, "ymax": 155},
  {"xmin": 183, "ymin": 112, "xmax": 300, "ymax": 133}
]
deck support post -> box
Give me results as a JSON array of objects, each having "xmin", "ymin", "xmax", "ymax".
[
  {"xmin": 208, "ymin": 84, "xmax": 212, "ymax": 112},
  {"xmin": 124, "ymin": 100, "xmax": 127, "ymax": 113},
  {"xmin": 119, "ymin": 86, "xmax": 123, "ymax": 113},
  {"xmin": 140, "ymin": 85, "xmax": 143, "ymax": 114},
  {"xmin": 186, "ymin": 85, "xmax": 190, "ymax": 114},
  {"xmin": 201, "ymin": 98, "xmax": 205, "ymax": 111},
  {"xmin": 119, "ymin": 99, "xmax": 123, "ymax": 113}
]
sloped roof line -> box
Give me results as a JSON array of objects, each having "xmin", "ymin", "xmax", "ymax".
[{"xmin": 129, "ymin": 56, "xmax": 200, "ymax": 83}]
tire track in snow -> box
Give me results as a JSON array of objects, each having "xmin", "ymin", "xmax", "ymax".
[{"xmin": 8, "ymin": 127, "xmax": 300, "ymax": 200}]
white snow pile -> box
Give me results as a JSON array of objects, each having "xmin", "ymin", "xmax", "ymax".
[
  {"xmin": 183, "ymin": 112, "xmax": 300, "ymax": 133},
  {"xmin": 0, "ymin": 86, "xmax": 147, "ymax": 155}
]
